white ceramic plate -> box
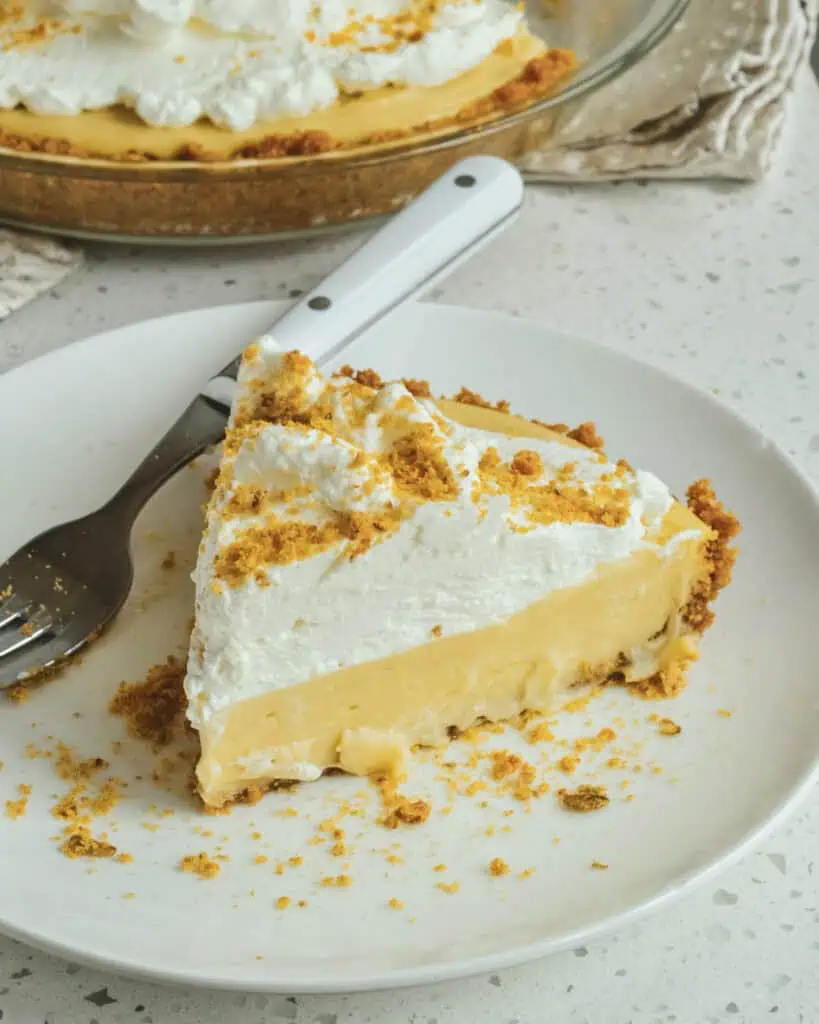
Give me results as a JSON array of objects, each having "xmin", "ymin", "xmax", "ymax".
[{"xmin": 1, "ymin": 301, "xmax": 818, "ymax": 995}]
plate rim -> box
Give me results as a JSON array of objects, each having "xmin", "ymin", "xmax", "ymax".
[{"xmin": 2, "ymin": 298, "xmax": 819, "ymax": 994}]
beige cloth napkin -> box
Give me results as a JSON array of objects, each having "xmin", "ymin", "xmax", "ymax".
[
  {"xmin": 522, "ymin": 0, "xmax": 818, "ymax": 181},
  {"xmin": 0, "ymin": 229, "xmax": 82, "ymax": 321}
]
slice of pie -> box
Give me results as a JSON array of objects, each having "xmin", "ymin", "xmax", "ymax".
[{"xmin": 184, "ymin": 339, "xmax": 739, "ymax": 808}]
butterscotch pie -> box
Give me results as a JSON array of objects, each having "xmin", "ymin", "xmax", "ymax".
[
  {"xmin": 0, "ymin": 1, "xmax": 575, "ymax": 162},
  {"xmin": 184, "ymin": 339, "xmax": 739, "ymax": 808}
]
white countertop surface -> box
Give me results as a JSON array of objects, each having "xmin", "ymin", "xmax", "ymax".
[{"xmin": 2, "ymin": 69, "xmax": 819, "ymax": 1024}]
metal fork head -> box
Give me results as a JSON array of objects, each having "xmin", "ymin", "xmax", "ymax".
[{"xmin": 0, "ymin": 509, "xmax": 134, "ymax": 688}]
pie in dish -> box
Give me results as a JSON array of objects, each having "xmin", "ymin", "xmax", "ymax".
[
  {"xmin": 0, "ymin": 1, "xmax": 575, "ymax": 161},
  {"xmin": 185, "ymin": 339, "xmax": 739, "ymax": 808}
]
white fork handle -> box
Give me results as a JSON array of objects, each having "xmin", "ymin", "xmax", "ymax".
[{"xmin": 270, "ymin": 155, "xmax": 524, "ymax": 366}]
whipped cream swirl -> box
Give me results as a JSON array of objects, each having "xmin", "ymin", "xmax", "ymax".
[{"xmin": 0, "ymin": 0, "xmax": 524, "ymax": 130}]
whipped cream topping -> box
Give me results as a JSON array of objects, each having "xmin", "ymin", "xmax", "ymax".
[
  {"xmin": 184, "ymin": 337, "xmax": 690, "ymax": 733},
  {"xmin": 0, "ymin": 0, "xmax": 525, "ymax": 130}
]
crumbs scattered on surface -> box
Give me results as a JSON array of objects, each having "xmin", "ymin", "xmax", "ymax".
[
  {"xmin": 717, "ymin": 708, "xmax": 733, "ymax": 718},
  {"xmin": 527, "ymin": 722, "xmax": 554, "ymax": 744},
  {"xmin": 4, "ymin": 783, "xmax": 31, "ymax": 819},
  {"xmin": 557, "ymin": 785, "xmax": 610, "ymax": 812},
  {"xmin": 388, "ymin": 897, "xmax": 404, "ymax": 910},
  {"xmin": 557, "ymin": 754, "xmax": 580, "ymax": 774},
  {"xmin": 657, "ymin": 717, "xmax": 682, "ymax": 736},
  {"xmin": 591, "ymin": 860, "xmax": 609, "ymax": 870},
  {"xmin": 59, "ymin": 826, "xmax": 117, "ymax": 859},
  {"xmin": 321, "ymin": 874, "xmax": 353, "ymax": 888},
  {"xmin": 180, "ymin": 852, "xmax": 221, "ymax": 879},
  {"xmin": 109, "ymin": 657, "xmax": 188, "ymax": 748},
  {"xmin": 275, "ymin": 896, "xmax": 291, "ymax": 910},
  {"xmin": 375, "ymin": 774, "xmax": 431, "ymax": 829},
  {"xmin": 488, "ymin": 857, "xmax": 510, "ymax": 877},
  {"xmin": 435, "ymin": 881, "xmax": 460, "ymax": 894}
]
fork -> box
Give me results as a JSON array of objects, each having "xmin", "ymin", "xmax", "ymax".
[{"xmin": 0, "ymin": 155, "xmax": 524, "ymax": 688}]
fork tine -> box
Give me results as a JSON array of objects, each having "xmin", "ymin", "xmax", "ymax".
[
  {"xmin": 0, "ymin": 609, "xmax": 54, "ymax": 661},
  {"xmin": 0, "ymin": 629, "xmax": 84, "ymax": 687},
  {"xmin": 0, "ymin": 594, "xmax": 29, "ymax": 630}
]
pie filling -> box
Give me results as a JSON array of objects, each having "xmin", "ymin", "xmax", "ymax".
[
  {"xmin": 185, "ymin": 342, "xmax": 738, "ymax": 808},
  {"xmin": 0, "ymin": 2, "xmax": 575, "ymax": 159}
]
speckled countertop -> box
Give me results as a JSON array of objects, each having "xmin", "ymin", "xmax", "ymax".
[{"xmin": 2, "ymin": 69, "xmax": 819, "ymax": 1024}]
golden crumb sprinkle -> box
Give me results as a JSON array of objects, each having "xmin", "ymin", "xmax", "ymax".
[
  {"xmin": 488, "ymin": 857, "xmax": 510, "ymax": 877},
  {"xmin": 717, "ymin": 708, "xmax": 733, "ymax": 718},
  {"xmin": 337, "ymin": 365, "xmax": 383, "ymax": 390},
  {"xmin": 567, "ymin": 422, "xmax": 605, "ymax": 450},
  {"xmin": 431, "ymin": 624, "xmax": 443, "ymax": 638},
  {"xmin": 387, "ymin": 423, "xmax": 457, "ymax": 502},
  {"xmin": 435, "ymin": 881, "xmax": 460, "ymax": 894},
  {"xmin": 321, "ymin": 874, "xmax": 353, "ymax": 888},
  {"xmin": 557, "ymin": 785, "xmax": 610, "ymax": 812},
  {"xmin": 240, "ymin": 349, "xmax": 316, "ymax": 426},
  {"xmin": 591, "ymin": 860, "xmax": 609, "ymax": 870},
  {"xmin": 510, "ymin": 450, "xmax": 544, "ymax": 476},
  {"xmin": 4, "ymin": 783, "xmax": 31, "ymax": 819},
  {"xmin": 59, "ymin": 826, "xmax": 117, "ymax": 860},
  {"xmin": 388, "ymin": 897, "xmax": 404, "ymax": 910},
  {"xmin": 520, "ymin": 867, "xmax": 536, "ymax": 880},
  {"xmin": 489, "ymin": 750, "xmax": 522, "ymax": 780},
  {"xmin": 657, "ymin": 717, "xmax": 682, "ymax": 736},
  {"xmin": 433, "ymin": 863, "xmax": 447, "ymax": 873},
  {"xmin": 109, "ymin": 658, "xmax": 187, "ymax": 748},
  {"xmin": 486, "ymin": 750, "xmax": 542, "ymax": 802},
  {"xmin": 450, "ymin": 387, "xmax": 510, "ymax": 413},
  {"xmin": 53, "ymin": 744, "xmax": 108, "ymax": 783},
  {"xmin": 275, "ymin": 896, "xmax": 291, "ymax": 910},
  {"xmin": 574, "ymin": 727, "xmax": 617, "ymax": 753},
  {"xmin": 254, "ymin": 854, "xmax": 268, "ymax": 865},
  {"xmin": 628, "ymin": 662, "xmax": 691, "ymax": 701},
  {"xmin": 527, "ymin": 722, "xmax": 555, "ymax": 744},
  {"xmin": 475, "ymin": 445, "xmax": 629, "ymax": 530},
  {"xmin": 557, "ymin": 754, "xmax": 580, "ymax": 774},
  {"xmin": 375, "ymin": 774, "xmax": 431, "ymax": 829},
  {"xmin": 180, "ymin": 852, "xmax": 221, "ymax": 879},
  {"xmin": 402, "ymin": 378, "xmax": 432, "ymax": 398}
]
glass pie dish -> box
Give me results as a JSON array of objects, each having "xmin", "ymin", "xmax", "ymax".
[{"xmin": 0, "ymin": 0, "xmax": 690, "ymax": 243}]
